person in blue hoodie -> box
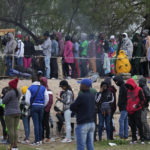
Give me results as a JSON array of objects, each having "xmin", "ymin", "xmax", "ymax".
[{"xmin": 25, "ymin": 75, "xmax": 49, "ymax": 145}]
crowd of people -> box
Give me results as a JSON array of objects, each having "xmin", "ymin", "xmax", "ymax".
[
  {"xmin": 3, "ymin": 29, "xmax": 150, "ymax": 78},
  {"xmin": 0, "ymin": 72, "xmax": 150, "ymax": 150}
]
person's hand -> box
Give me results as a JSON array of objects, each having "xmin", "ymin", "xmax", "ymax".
[{"xmin": 56, "ymin": 97, "xmax": 61, "ymax": 100}]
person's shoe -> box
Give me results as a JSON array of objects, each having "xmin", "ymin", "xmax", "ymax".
[
  {"xmin": 130, "ymin": 140, "xmax": 137, "ymax": 144},
  {"xmin": 61, "ymin": 138, "xmax": 72, "ymax": 143},
  {"xmin": 45, "ymin": 138, "xmax": 50, "ymax": 143},
  {"xmin": 30, "ymin": 142, "xmax": 40, "ymax": 146},
  {"xmin": 141, "ymin": 141, "xmax": 145, "ymax": 145},
  {"xmin": 21, "ymin": 140, "xmax": 30, "ymax": 144},
  {"xmin": 0, "ymin": 139, "xmax": 7, "ymax": 144}
]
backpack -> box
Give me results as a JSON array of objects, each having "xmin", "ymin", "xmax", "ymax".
[{"xmin": 116, "ymin": 50, "xmax": 131, "ymax": 75}]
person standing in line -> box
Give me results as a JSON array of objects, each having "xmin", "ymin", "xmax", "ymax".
[
  {"xmin": 95, "ymin": 81, "xmax": 114, "ymax": 141},
  {"xmin": 41, "ymin": 31, "xmax": 52, "ymax": 79},
  {"xmin": 113, "ymin": 75, "xmax": 128, "ymax": 139},
  {"xmin": 79, "ymin": 33, "xmax": 89, "ymax": 77},
  {"xmin": 40, "ymin": 77, "xmax": 53, "ymax": 143},
  {"xmin": 50, "ymin": 34, "xmax": 59, "ymax": 79},
  {"xmin": 125, "ymin": 78, "xmax": 145, "ymax": 144},
  {"xmin": 2, "ymin": 78, "xmax": 21, "ymax": 150},
  {"xmin": 20, "ymin": 86, "xmax": 31, "ymax": 144},
  {"xmin": 70, "ymin": 79, "xmax": 95, "ymax": 150},
  {"xmin": 4, "ymin": 33, "xmax": 17, "ymax": 76},
  {"xmin": 58, "ymin": 80, "xmax": 74, "ymax": 143},
  {"xmin": 23, "ymin": 35, "xmax": 35, "ymax": 68},
  {"xmin": 25, "ymin": 75, "xmax": 49, "ymax": 145},
  {"xmin": 63, "ymin": 36, "xmax": 74, "ymax": 78},
  {"xmin": 139, "ymin": 77, "xmax": 150, "ymax": 140},
  {"xmin": 88, "ymin": 34, "xmax": 96, "ymax": 73},
  {"xmin": 56, "ymin": 32, "xmax": 65, "ymax": 79},
  {"xmin": 15, "ymin": 34, "xmax": 24, "ymax": 67}
]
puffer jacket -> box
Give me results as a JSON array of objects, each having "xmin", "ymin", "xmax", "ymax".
[{"xmin": 139, "ymin": 77, "xmax": 150, "ymax": 108}]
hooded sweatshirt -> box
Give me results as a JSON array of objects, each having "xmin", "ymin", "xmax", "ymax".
[
  {"xmin": 126, "ymin": 78, "xmax": 145, "ymax": 114},
  {"xmin": 4, "ymin": 33, "xmax": 17, "ymax": 55},
  {"xmin": 139, "ymin": 77, "xmax": 150, "ymax": 108},
  {"xmin": 113, "ymin": 76, "xmax": 127, "ymax": 112},
  {"xmin": 121, "ymin": 33, "xmax": 133, "ymax": 58},
  {"xmin": 56, "ymin": 32, "xmax": 65, "ymax": 57}
]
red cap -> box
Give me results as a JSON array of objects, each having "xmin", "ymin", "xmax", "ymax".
[{"xmin": 9, "ymin": 78, "xmax": 19, "ymax": 89}]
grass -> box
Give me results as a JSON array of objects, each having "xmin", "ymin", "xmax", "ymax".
[{"xmin": 0, "ymin": 140, "xmax": 150, "ymax": 150}]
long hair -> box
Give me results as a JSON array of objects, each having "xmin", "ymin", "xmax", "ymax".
[{"xmin": 67, "ymin": 84, "xmax": 74, "ymax": 99}]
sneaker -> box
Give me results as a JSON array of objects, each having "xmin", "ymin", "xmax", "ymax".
[
  {"xmin": 21, "ymin": 140, "xmax": 30, "ymax": 144},
  {"xmin": 30, "ymin": 142, "xmax": 40, "ymax": 146},
  {"xmin": 39, "ymin": 141, "xmax": 42, "ymax": 145},
  {"xmin": 141, "ymin": 141, "xmax": 145, "ymax": 145},
  {"xmin": 130, "ymin": 141, "xmax": 137, "ymax": 144},
  {"xmin": 45, "ymin": 139, "xmax": 50, "ymax": 143},
  {"xmin": 61, "ymin": 138, "xmax": 72, "ymax": 143},
  {"xmin": 0, "ymin": 139, "xmax": 7, "ymax": 144}
]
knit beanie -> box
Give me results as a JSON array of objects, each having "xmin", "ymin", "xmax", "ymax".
[
  {"xmin": 9, "ymin": 78, "xmax": 19, "ymax": 89},
  {"xmin": 21, "ymin": 86, "xmax": 28, "ymax": 95}
]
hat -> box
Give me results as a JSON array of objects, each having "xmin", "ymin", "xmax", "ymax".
[
  {"xmin": 40, "ymin": 77, "xmax": 48, "ymax": 88},
  {"xmin": 110, "ymin": 35, "xmax": 115, "ymax": 40},
  {"xmin": 21, "ymin": 86, "xmax": 28, "ymax": 95},
  {"xmin": 77, "ymin": 79, "xmax": 92, "ymax": 87},
  {"xmin": 9, "ymin": 78, "xmax": 19, "ymax": 89},
  {"xmin": 59, "ymin": 80, "xmax": 69, "ymax": 87}
]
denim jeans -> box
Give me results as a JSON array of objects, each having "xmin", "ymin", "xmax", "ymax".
[
  {"xmin": 31, "ymin": 105, "xmax": 44, "ymax": 142},
  {"xmin": 44, "ymin": 56, "xmax": 51, "ymax": 78},
  {"xmin": 15, "ymin": 57, "xmax": 23, "ymax": 66},
  {"xmin": 119, "ymin": 110, "xmax": 128, "ymax": 138},
  {"xmin": 98, "ymin": 112, "xmax": 111, "ymax": 140},
  {"xmin": 22, "ymin": 116, "xmax": 30, "ymax": 140},
  {"xmin": 64, "ymin": 109, "xmax": 71, "ymax": 139},
  {"xmin": 5, "ymin": 56, "xmax": 12, "ymax": 76},
  {"xmin": 76, "ymin": 122, "xmax": 95, "ymax": 150}
]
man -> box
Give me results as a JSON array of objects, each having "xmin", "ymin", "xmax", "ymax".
[
  {"xmin": 79, "ymin": 33, "xmax": 88, "ymax": 77},
  {"xmin": 23, "ymin": 35, "xmax": 35, "ymax": 68},
  {"xmin": 139, "ymin": 77, "xmax": 150, "ymax": 140},
  {"xmin": 56, "ymin": 32, "xmax": 64, "ymax": 79},
  {"xmin": 15, "ymin": 34, "xmax": 24, "ymax": 67},
  {"xmin": 70, "ymin": 79, "xmax": 95, "ymax": 150},
  {"xmin": 25, "ymin": 75, "xmax": 49, "ymax": 145},
  {"xmin": 125, "ymin": 78, "xmax": 145, "ymax": 144},
  {"xmin": 121, "ymin": 33, "xmax": 133, "ymax": 59},
  {"xmin": 113, "ymin": 75, "xmax": 128, "ymax": 139},
  {"xmin": 41, "ymin": 31, "xmax": 52, "ymax": 79},
  {"xmin": 50, "ymin": 34, "xmax": 59, "ymax": 79},
  {"xmin": 4, "ymin": 33, "xmax": 17, "ymax": 76}
]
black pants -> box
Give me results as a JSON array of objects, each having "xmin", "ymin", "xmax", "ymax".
[
  {"xmin": 96, "ymin": 59, "xmax": 104, "ymax": 76},
  {"xmin": 128, "ymin": 110, "xmax": 144, "ymax": 141},
  {"xmin": 0, "ymin": 115, "xmax": 7, "ymax": 139},
  {"xmin": 94, "ymin": 112, "xmax": 98, "ymax": 141},
  {"xmin": 63, "ymin": 63, "xmax": 74, "ymax": 77},
  {"xmin": 42, "ymin": 111, "xmax": 50, "ymax": 139},
  {"xmin": 50, "ymin": 58, "xmax": 58, "ymax": 78},
  {"xmin": 56, "ymin": 113, "xmax": 64, "ymax": 134},
  {"xmin": 80, "ymin": 58, "xmax": 88, "ymax": 77}
]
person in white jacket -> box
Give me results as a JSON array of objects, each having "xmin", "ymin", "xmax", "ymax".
[
  {"xmin": 121, "ymin": 33, "xmax": 133, "ymax": 59},
  {"xmin": 15, "ymin": 34, "xmax": 24, "ymax": 67}
]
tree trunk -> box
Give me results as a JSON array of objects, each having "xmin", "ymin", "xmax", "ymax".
[{"xmin": 0, "ymin": 17, "xmax": 38, "ymax": 43}]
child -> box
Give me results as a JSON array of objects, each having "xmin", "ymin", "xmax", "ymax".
[
  {"xmin": 58, "ymin": 80, "xmax": 74, "ymax": 143},
  {"xmin": 20, "ymin": 86, "xmax": 30, "ymax": 144},
  {"xmin": 95, "ymin": 81, "xmax": 114, "ymax": 140}
]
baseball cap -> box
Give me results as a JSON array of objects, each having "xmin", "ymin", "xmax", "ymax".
[{"xmin": 77, "ymin": 79, "xmax": 92, "ymax": 87}]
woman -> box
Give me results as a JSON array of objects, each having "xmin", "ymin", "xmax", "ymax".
[
  {"xmin": 63, "ymin": 36, "xmax": 74, "ymax": 78},
  {"xmin": 58, "ymin": 80, "xmax": 74, "ymax": 143},
  {"xmin": 3, "ymin": 78, "xmax": 21, "ymax": 150}
]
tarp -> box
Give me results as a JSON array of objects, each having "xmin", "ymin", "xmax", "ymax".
[{"xmin": 0, "ymin": 29, "xmax": 15, "ymax": 36}]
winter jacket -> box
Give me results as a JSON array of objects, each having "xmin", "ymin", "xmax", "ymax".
[
  {"xmin": 121, "ymin": 33, "xmax": 133, "ymax": 58},
  {"xmin": 88, "ymin": 40, "xmax": 96, "ymax": 58},
  {"xmin": 64, "ymin": 41, "xmax": 74, "ymax": 63},
  {"xmin": 25, "ymin": 81, "xmax": 49, "ymax": 106},
  {"xmin": 126, "ymin": 78, "xmax": 145, "ymax": 114},
  {"xmin": 41, "ymin": 37, "xmax": 52, "ymax": 56},
  {"xmin": 24, "ymin": 40, "xmax": 35, "ymax": 57},
  {"xmin": 3, "ymin": 89, "xmax": 21, "ymax": 116},
  {"xmin": 60, "ymin": 90, "xmax": 74, "ymax": 111},
  {"xmin": 4, "ymin": 33, "xmax": 17, "ymax": 55},
  {"xmin": 70, "ymin": 90, "xmax": 95, "ymax": 124},
  {"xmin": 15, "ymin": 39, "xmax": 24, "ymax": 57},
  {"xmin": 80, "ymin": 40, "xmax": 88, "ymax": 57},
  {"xmin": 103, "ymin": 53, "xmax": 110, "ymax": 74},
  {"xmin": 56, "ymin": 32, "xmax": 64, "ymax": 57},
  {"xmin": 113, "ymin": 75, "xmax": 127, "ymax": 112},
  {"xmin": 51, "ymin": 39, "xmax": 59, "ymax": 57},
  {"xmin": 139, "ymin": 77, "xmax": 150, "ymax": 108}
]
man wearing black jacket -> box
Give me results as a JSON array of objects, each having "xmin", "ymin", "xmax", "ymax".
[
  {"xmin": 70, "ymin": 79, "xmax": 95, "ymax": 150},
  {"xmin": 139, "ymin": 77, "xmax": 150, "ymax": 140},
  {"xmin": 113, "ymin": 76, "xmax": 128, "ymax": 139}
]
